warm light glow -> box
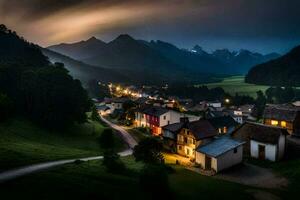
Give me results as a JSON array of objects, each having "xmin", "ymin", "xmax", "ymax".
[
  {"xmin": 225, "ymin": 98, "xmax": 230, "ymax": 103},
  {"xmin": 271, "ymin": 120, "xmax": 279, "ymax": 126},
  {"xmin": 281, "ymin": 121, "xmax": 286, "ymax": 127}
]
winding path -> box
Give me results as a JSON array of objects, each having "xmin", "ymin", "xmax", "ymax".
[{"xmin": 0, "ymin": 116, "xmax": 137, "ymax": 183}]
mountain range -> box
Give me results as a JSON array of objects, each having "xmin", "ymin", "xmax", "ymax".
[
  {"xmin": 48, "ymin": 35, "xmax": 280, "ymax": 75},
  {"xmin": 246, "ymin": 45, "xmax": 300, "ymax": 86}
]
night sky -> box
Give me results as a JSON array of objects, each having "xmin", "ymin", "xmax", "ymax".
[{"xmin": 1, "ymin": 0, "xmax": 300, "ymax": 53}]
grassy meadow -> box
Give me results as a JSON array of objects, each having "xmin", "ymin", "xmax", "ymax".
[
  {"xmin": 0, "ymin": 157, "xmax": 255, "ymax": 200},
  {"xmin": 202, "ymin": 76, "xmax": 269, "ymax": 98},
  {"xmin": 0, "ymin": 118, "xmax": 126, "ymax": 171}
]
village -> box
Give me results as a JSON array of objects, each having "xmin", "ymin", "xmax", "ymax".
[{"xmin": 96, "ymin": 83, "xmax": 300, "ymax": 178}]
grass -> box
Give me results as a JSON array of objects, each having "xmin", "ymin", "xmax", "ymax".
[
  {"xmin": 202, "ymin": 75, "xmax": 269, "ymax": 97},
  {"xmin": 0, "ymin": 156, "xmax": 255, "ymax": 200},
  {"xmin": 0, "ymin": 118, "xmax": 126, "ymax": 171},
  {"xmin": 126, "ymin": 127, "xmax": 151, "ymax": 142}
]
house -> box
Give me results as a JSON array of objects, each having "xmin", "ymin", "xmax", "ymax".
[
  {"xmin": 207, "ymin": 116, "xmax": 238, "ymax": 134},
  {"xmin": 206, "ymin": 101, "xmax": 222, "ymax": 108},
  {"xmin": 96, "ymin": 105, "xmax": 112, "ymax": 116},
  {"xmin": 162, "ymin": 118, "xmax": 188, "ymax": 151},
  {"xmin": 134, "ymin": 106, "xmax": 183, "ymax": 135},
  {"xmin": 263, "ymin": 104, "xmax": 300, "ymax": 136},
  {"xmin": 196, "ymin": 137, "xmax": 244, "ymax": 173},
  {"xmin": 231, "ymin": 122, "xmax": 288, "ymax": 161},
  {"xmin": 177, "ymin": 120, "xmax": 217, "ymax": 158},
  {"xmin": 135, "ymin": 106, "xmax": 200, "ymax": 135},
  {"xmin": 106, "ymin": 97, "xmax": 130, "ymax": 111}
]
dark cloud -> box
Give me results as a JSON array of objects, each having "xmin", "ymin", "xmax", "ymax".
[{"xmin": 1, "ymin": 0, "xmax": 300, "ymax": 53}]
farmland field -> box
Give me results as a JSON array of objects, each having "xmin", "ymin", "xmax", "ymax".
[{"xmin": 202, "ymin": 76, "xmax": 269, "ymax": 98}]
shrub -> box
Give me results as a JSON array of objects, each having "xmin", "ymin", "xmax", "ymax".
[
  {"xmin": 133, "ymin": 137, "xmax": 164, "ymax": 164},
  {"xmin": 102, "ymin": 150, "xmax": 126, "ymax": 174},
  {"xmin": 98, "ymin": 128, "xmax": 115, "ymax": 149}
]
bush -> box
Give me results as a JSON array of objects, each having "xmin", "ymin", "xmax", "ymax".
[
  {"xmin": 102, "ymin": 150, "xmax": 126, "ymax": 174},
  {"xmin": 98, "ymin": 128, "xmax": 115, "ymax": 149},
  {"xmin": 91, "ymin": 105, "xmax": 101, "ymax": 122},
  {"xmin": 133, "ymin": 137, "xmax": 164, "ymax": 164}
]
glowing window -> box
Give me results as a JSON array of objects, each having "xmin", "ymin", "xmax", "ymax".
[
  {"xmin": 281, "ymin": 121, "xmax": 287, "ymax": 127},
  {"xmin": 271, "ymin": 120, "xmax": 278, "ymax": 126}
]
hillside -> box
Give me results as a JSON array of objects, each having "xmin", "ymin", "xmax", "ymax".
[
  {"xmin": 41, "ymin": 48, "xmax": 130, "ymax": 85},
  {"xmin": 0, "ymin": 24, "xmax": 91, "ymax": 129},
  {"xmin": 0, "ymin": 118, "xmax": 126, "ymax": 172},
  {"xmin": 0, "ymin": 25, "xmax": 49, "ymax": 68},
  {"xmin": 246, "ymin": 45, "xmax": 300, "ymax": 86}
]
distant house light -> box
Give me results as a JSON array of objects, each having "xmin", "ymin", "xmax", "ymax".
[
  {"xmin": 281, "ymin": 121, "xmax": 287, "ymax": 128},
  {"xmin": 271, "ymin": 120, "xmax": 279, "ymax": 126}
]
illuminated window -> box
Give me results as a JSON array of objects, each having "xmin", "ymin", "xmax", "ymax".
[
  {"xmin": 223, "ymin": 126, "xmax": 227, "ymax": 133},
  {"xmin": 271, "ymin": 120, "xmax": 278, "ymax": 126},
  {"xmin": 281, "ymin": 121, "xmax": 287, "ymax": 128}
]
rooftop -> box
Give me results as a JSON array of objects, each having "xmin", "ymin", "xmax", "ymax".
[
  {"xmin": 232, "ymin": 122, "xmax": 289, "ymax": 144},
  {"xmin": 263, "ymin": 104, "xmax": 300, "ymax": 122},
  {"xmin": 137, "ymin": 106, "xmax": 169, "ymax": 117},
  {"xmin": 184, "ymin": 120, "xmax": 217, "ymax": 140},
  {"xmin": 196, "ymin": 136, "xmax": 244, "ymax": 158},
  {"xmin": 207, "ymin": 116, "xmax": 238, "ymax": 128}
]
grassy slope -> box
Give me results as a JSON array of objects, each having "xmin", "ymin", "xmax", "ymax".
[
  {"xmin": 203, "ymin": 75, "xmax": 269, "ymax": 97},
  {"xmin": 126, "ymin": 128, "xmax": 151, "ymax": 142},
  {"xmin": 0, "ymin": 157, "xmax": 254, "ymax": 200},
  {"xmin": 0, "ymin": 119, "xmax": 126, "ymax": 171}
]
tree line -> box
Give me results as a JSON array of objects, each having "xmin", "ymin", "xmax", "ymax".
[{"xmin": 0, "ymin": 24, "xmax": 91, "ymax": 129}]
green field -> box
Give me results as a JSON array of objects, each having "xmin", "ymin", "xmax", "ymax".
[
  {"xmin": 0, "ymin": 119, "xmax": 126, "ymax": 171},
  {"xmin": 203, "ymin": 76, "xmax": 269, "ymax": 97},
  {"xmin": 0, "ymin": 157, "xmax": 255, "ymax": 200}
]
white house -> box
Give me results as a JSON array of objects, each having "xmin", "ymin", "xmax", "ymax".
[
  {"xmin": 250, "ymin": 129, "xmax": 287, "ymax": 161},
  {"xmin": 135, "ymin": 106, "xmax": 200, "ymax": 135},
  {"xmin": 195, "ymin": 137, "xmax": 244, "ymax": 173},
  {"xmin": 232, "ymin": 122, "xmax": 289, "ymax": 161}
]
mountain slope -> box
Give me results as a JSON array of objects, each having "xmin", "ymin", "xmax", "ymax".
[
  {"xmin": 245, "ymin": 45, "xmax": 300, "ymax": 86},
  {"xmin": 48, "ymin": 35, "xmax": 279, "ymax": 75},
  {"xmin": 143, "ymin": 40, "xmax": 229, "ymax": 73},
  {"xmin": 48, "ymin": 37, "xmax": 107, "ymax": 60},
  {"xmin": 0, "ymin": 25, "xmax": 49, "ymax": 68},
  {"xmin": 41, "ymin": 48, "xmax": 129, "ymax": 85}
]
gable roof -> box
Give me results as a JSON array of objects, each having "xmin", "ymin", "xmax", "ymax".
[
  {"xmin": 184, "ymin": 120, "xmax": 217, "ymax": 140},
  {"xmin": 208, "ymin": 116, "xmax": 238, "ymax": 129},
  {"xmin": 232, "ymin": 122, "xmax": 288, "ymax": 144},
  {"xmin": 162, "ymin": 122, "xmax": 185, "ymax": 133},
  {"xmin": 196, "ymin": 136, "xmax": 244, "ymax": 158},
  {"xmin": 263, "ymin": 104, "xmax": 300, "ymax": 122},
  {"xmin": 137, "ymin": 106, "xmax": 169, "ymax": 117}
]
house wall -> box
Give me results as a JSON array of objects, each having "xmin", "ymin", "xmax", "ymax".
[
  {"xmin": 159, "ymin": 112, "xmax": 172, "ymax": 127},
  {"xmin": 250, "ymin": 140, "xmax": 277, "ymax": 161},
  {"xmin": 177, "ymin": 129, "xmax": 197, "ymax": 158},
  {"xmin": 195, "ymin": 146, "xmax": 243, "ymax": 172},
  {"xmin": 278, "ymin": 135, "xmax": 286, "ymax": 160},
  {"xmin": 216, "ymin": 146, "xmax": 243, "ymax": 172},
  {"xmin": 135, "ymin": 112, "xmax": 147, "ymax": 127}
]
